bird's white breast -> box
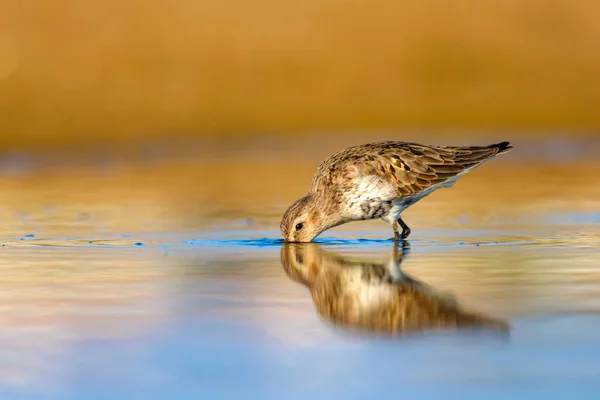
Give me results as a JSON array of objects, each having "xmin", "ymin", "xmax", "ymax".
[{"xmin": 343, "ymin": 174, "xmax": 397, "ymax": 220}]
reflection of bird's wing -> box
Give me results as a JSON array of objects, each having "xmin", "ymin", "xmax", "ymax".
[
  {"xmin": 329, "ymin": 269, "xmax": 509, "ymax": 334},
  {"xmin": 312, "ymin": 141, "xmax": 512, "ymax": 198},
  {"xmin": 280, "ymin": 244, "xmax": 509, "ymax": 335},
  {"xmin": 315, "ymin": 251, "xmax": 508, "ymax": 334}
]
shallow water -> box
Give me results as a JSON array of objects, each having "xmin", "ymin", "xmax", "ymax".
[{"xmin": 1, "ymin": 143, "xmax": 600, "ymax": 399}]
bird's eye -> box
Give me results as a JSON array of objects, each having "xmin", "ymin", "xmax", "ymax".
[{"xmin": 295, "ymin": 223, "xmax": 304, "ymax": 231}]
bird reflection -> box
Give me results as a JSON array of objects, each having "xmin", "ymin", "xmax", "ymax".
[{"xmin": 280, "ymin": 242, "xmax": 509, "ymax": 336}]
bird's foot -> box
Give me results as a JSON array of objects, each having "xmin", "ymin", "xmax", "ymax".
[{"xmin": 400, "ymin": 227, "xmax": 411, "ymax": 239}]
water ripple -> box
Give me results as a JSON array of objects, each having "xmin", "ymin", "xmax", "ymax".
[{"xmin": 0, "ymin": 234, "xmax": 560, "ymax": 249}]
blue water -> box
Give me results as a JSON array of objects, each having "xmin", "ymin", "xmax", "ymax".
[{"xmin": 7, "ymin": 317, "xmax": 600, "ymax": 400}]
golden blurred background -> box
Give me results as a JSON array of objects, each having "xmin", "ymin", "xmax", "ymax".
[{"xmin": 1, "ymin": 0, "xmax": 600, "ymax": 152}]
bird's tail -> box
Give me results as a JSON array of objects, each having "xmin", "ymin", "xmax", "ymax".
[{"xmin": 486, "ymin": 141, "xmax": 513, "ymax": 155}]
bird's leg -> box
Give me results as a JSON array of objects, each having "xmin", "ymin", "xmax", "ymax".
[
  {"xmin": 397, "ymin": 216, "xmax": 411, "ymax": 239},
  {"xmin": 392, "ymin": 222, "xmax": 401, "ymax": 242}
]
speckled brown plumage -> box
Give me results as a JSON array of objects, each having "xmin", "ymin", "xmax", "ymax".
[
  {"xmin": 281, "ymin": 141, "xmax": 512, "ymax": 242},
  {"xmin": 280, "ymin": 243, "xmax": 510, "ymax": 336}
]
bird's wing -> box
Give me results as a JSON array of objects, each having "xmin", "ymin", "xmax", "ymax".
[{"xmin": 349, "ymin": 141, "xmax": 512, "ymax": 197}]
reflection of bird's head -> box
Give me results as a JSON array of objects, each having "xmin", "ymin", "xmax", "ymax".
[{"xmin": 280, "ymin": 243, "xmax": 326, "ymax": 286}]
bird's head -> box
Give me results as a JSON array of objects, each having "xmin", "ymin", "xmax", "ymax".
[{"xmin": 280, "ymin": 195, "xmax": 329, "ymax": 242}]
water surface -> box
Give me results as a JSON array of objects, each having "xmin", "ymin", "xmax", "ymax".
[{"xmin": 1, "ymin": 145, "xmax": 600, "ymax": 399}]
